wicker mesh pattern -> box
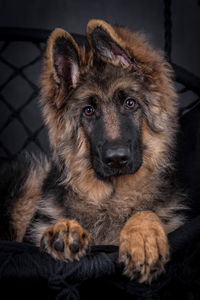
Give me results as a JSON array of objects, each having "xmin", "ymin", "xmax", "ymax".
[{"xmin": 0, "ymin": 38, "xmax": 48, "ymax": 158}]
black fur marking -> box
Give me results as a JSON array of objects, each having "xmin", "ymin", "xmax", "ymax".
[
  {"xmin": 85, "ymin": 97, "xmax": 143, "ymax": 179},
  {"xmin": 0, "ymin": 154, "xmax": 33, "ymax": 240},
  {"xmin": 42, "ymin": 162, "xmax": 67, "ymax": 207},
  {"xmin": 23, "ymin": 162, "xmax": 68, "ymax": 244},
  {"xmin": 34, "ymin": 212, "xmax": 55, "ymax": 224}
]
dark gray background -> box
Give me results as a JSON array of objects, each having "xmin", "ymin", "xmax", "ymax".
[
  {"xmin": 0, "ymin": 0, "xmax": 199, "ymax": 76},
  {"xmin": 0, "ymin": 0, "xmax": 199, "ymax": 157}
]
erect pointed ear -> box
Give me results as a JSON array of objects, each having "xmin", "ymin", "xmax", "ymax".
[
  {"xmin": 40, "ymin": 29, "xmax": 80, "ymax": 151},
  {"xmin": 86, "ymin": 19, "xmax": 139, "ymax": 72},
  {"xmin": 45, "ymin": 28, "xmax": 80, "ymax": 95}
]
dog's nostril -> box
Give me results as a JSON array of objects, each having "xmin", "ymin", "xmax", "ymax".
[
  {"xmin": 106, "ymin": 156, "xmax": 127, "ymax": 166},
  {"xmin": 121, "ymin": 155, "xmax": 129, "ymax": 163},
  {"xmin": 106, "ymin": 159, "xmax": 113, "ymax": 166}
]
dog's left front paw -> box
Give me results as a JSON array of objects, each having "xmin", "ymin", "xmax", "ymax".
[{"xmin": 119, "ymin": 211, "xmax": 169, "ymax": 283}]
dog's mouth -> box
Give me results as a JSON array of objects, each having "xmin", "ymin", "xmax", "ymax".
[{"xmin": 92, "ymin": 156, "xmax": 142, "ymax": 180}]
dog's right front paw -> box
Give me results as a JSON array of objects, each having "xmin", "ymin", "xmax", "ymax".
[{"xmin": 40, "ymin": 218, "xmax": 90, "ymax": 261}]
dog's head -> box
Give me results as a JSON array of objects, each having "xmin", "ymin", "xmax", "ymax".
[{"xmin": 41, "ymin": 20, "xmax": 178, "ymax": 186}]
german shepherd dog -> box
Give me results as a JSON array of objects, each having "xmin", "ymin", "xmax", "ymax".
[{"xmin": 0, "ymin": 20, "xmax": 187, "ymax": 283}]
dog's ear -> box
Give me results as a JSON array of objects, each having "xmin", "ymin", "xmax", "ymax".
[
  {"xmin": 40, "ymin": 28, "xmax": 81, "ymax": 150},
  {"xmin": 45, "ymin": 28, "xmax": 80, "ymax": 95},
  {"xmin": 86, "ymin": 19, "xmax": 138, "ymax": 71}
]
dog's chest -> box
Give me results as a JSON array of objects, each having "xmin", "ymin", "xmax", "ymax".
[
  {"xmin": 78, "ymin": 206, "xmax": 124, "ymax": 245},
  {"xmin": 70, "ymin": 195, "xmax": 139, "ymax": 245},
  {"xmin": 66, "ymin": 177, "xmax": 154, "ymax": 245}
]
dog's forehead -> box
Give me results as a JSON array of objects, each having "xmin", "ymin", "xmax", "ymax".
[{"xmin": 78, "ymin": 63, "xmax": 142, "ymax": 101}]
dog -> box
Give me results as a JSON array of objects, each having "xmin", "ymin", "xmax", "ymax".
[{"xmin": 0, "ymin": 19, "xmax": 187, "ymax": 283}]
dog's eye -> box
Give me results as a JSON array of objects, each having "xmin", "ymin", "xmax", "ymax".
[
  {"xmin": 83, "ymin": 106, "xmax": 95, "ymax": 116},
  {"xmin": 124, "ymin": 98, "xmax": 136, "ymax": 110}
]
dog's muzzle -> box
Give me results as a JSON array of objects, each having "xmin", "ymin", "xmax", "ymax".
[{"xmin": 92, "ymin": 140, "xmax": 142, "ymax": 179}]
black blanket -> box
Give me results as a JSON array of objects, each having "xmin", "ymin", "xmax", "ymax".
[{"xmin": 0, "ymin": 215, "xmax": 200, "ymax": 300}]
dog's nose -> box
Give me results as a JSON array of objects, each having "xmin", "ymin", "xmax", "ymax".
[{"xmin": 103, "ymin": 146, "xmax": 130, "ymax": 168}]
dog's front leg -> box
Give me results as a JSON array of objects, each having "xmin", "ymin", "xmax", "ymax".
[
  {"xmin": 40, "ymin": 219, "xmax": 90, "ymax": 261},
  {"xmin": 119, "ymin": 210, "xmax": 169, "ymax": 283}
]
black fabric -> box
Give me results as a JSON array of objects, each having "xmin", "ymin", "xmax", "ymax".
[{"xmin": 0, "ymin": 216, "xmax": 200, "ymax": 300}]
